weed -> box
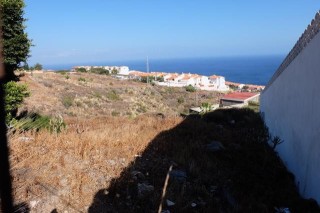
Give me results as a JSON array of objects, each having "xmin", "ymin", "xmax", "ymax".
[
  {"xmin": 166, "ymin": 87, "xmax": 174, "ymax": 93},
  {"xmin": 106, "ymin": 90, "xmax": 120, "ymax": 101},
  {"xmin": 78, "ymin": 77, "xmax": 86, "ymax": 82},
  {"xmin": 92, "ymin": 91, "xmax": 102, "ymax": 99},
  {"xmin": 271, "ymin": 136, "xmax": 284, "ymax": 150},
  {"xmin": 61, "ymin": 95, "xmax": 74, "ymax": 108},
  {"xmin": 177, "ymin": 97, "xmax": 184, "ymax": 104},
  {"xmin": 136, "ymin": 103, "xmax": 147, "ymax": 113},
  {"xmin": 111, "ymin": 111, "xmax": 120, "ymax": 116}
]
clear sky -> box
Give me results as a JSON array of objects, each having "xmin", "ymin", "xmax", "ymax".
[{"xmin": 24, "ymin": 0, "xmax": 320, "ymax": 66}]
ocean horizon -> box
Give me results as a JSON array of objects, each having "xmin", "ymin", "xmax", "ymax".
[{"xmin": 44, "ymin": 55, "xmax": 285, "ymax": 85}]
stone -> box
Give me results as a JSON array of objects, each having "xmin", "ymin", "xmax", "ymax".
[
  {"xmin": 107, "ymin": 159, "xmax": 116, "ymax": 166},
  {"xmin": 131, "ymin": 171, "xmax": 146, "ymax": 181},
  {"xmin": 170, "ymin": 170, "xmax": 187, "ymax": 182},
  {"xmin": 18, "ymin": 137, "xmax": 34, "ymax": 142},
  {"xmin": 191, "ymin": 203, "xmax": 197, "ymax": 207},
  {"xmin": 29, "ymin": 200, "xmax": 40, "ymax": 208},
  {"xmin": 206, "ymin": 141, "xmax": 225, "ymax": 152},
  {"xmin": 166, "ymin": 199, "xmax": 175, "ymax": 207},
  {"xmin": 137, "ymin": 183, "xmax": 154, "ymax": 198}
]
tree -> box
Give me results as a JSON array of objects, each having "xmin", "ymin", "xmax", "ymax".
[
  {"xmin": 1, "ymin": 0, "xmax": 32, "ymax": 81},
  {"xmin": 4, "ymin": 81, "xmax": 30, "ymax": 122},
  {"xmin": 33, "ymin": 63, "xmax": 42, "ymax": 70}
]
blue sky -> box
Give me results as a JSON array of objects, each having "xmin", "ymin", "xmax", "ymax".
[{"xmin": 24, "ymin": 0, "xmax": 320, "ymax": 66}]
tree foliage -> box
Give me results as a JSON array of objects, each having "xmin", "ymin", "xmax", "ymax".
[
  {"xmin": 1, "ymin": 0, "xmax": 32, "ymax": 81},
  {"xmin": 33, "ymin": 63, "xmax": 42, "ymax": 70},
  {"xmin": 4, "ymin": 81, "xmax": 30, "ymax": 122}
]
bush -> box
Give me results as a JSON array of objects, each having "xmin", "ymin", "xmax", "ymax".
[
  {"xmin": 90, "ymin": 67, "xmax": 109, "ymax": 75},
  {"xmin": 4, "ymin": 81, "xmax": 30, "ymax": 122},
  {"xmin": 75, "ymin": 68, "xmax": 87, "ymax": 72},
  {"xmin": 78, "ymin": 77, "xmax": 86, "ymax": 82},
  {"xmin": 56, "ymin": 70, "xmax": 69, "ymax": 75},
  {"xmin": 177, "ymin": 97, "xmax": 184, "ymax": 104},
  {"xmin": 61, "ymin": 95, "xmax": 74, "ymax": 108},
  {"xmin": 111, "ymin": 111, "xmax": 120, "ymax": 116},
  {"xmin": 185, "ymin": 84, "xmax": 196, "ymax": 92},
  {"xmin": 106, "ymin": 90, "xmax": 120, "ymax": 101}
]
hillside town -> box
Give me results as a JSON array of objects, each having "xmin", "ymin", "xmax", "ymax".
[{"xmin": 72, "ymin": 65, "xmax": 265, "ymax": 92}]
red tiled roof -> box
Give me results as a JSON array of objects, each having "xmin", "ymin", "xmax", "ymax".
[{"xmin": 221, "ymin": 92, "xmax": 259, "ymax": 101}]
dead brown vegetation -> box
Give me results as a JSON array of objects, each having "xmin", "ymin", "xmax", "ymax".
[{"xmin": 10, "ymin": 115, "xmax": 182, "ymax": 212}]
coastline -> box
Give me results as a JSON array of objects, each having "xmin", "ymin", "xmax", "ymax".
[{"xmin": 42, "ymin": 55, "xmax": 283, "ymax": 86}]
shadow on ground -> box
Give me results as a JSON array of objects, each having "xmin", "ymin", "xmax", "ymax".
[{"xmin": 88, "ymin": 108, "xmax": 320, "ymax": 213}]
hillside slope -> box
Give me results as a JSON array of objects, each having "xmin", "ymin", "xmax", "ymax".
[{"xmin": 19, "ymin": 72, "xmax": 222, "ymax": 118}]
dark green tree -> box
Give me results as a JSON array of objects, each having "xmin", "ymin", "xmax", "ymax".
[
  {"xmin": 1, "ymin": 0, "xmax": 32, "ymax": 81},
  {"xmin": 33, "ymin": 63, "xmax": 42, "ymax": 70}
]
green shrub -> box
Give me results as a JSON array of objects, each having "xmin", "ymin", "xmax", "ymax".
[
  {"xmin": 78, "ymin": 77, "xmax": 86, "ymax": 82},
  {"xmin": 200, "ymin": 102, "xmax": 212, "ymax": 114},
  {"xmin": 61, "ymin": 95, "xmax": 74, "ymax": 108},
  {"xmin": 136, "ymin": 103, "xmax": 147, "ymax": 113},
  {"xmin": 111, "ymin": 111, "xmax": 120, "ymax": 116},
  {"xmin": 65, "ymin": 75, "xmax": 70, "ymax": 80},
  {"xmin": 4, "ymin": 81, "xmax": 30, "ymax": 122},
  {"xmin": 90, "ymin": 67, "xmax": 109, "ymax": 75},
  {"xmin": 106, "ymin": 90, "xmax": 120, "ymax": 101},
  {"xmin": 165, "ymin": 87, "xmax": 174, "ymax": 93},
  {"xmin": 56, "ymin": 70, "xmax": 69, "ymax": 75},
  {"xmin": 185, "ymin": 84, "xmax": 196, "ymax": 92},
  {"xmin": 92, "ymin": 91, "xmax": 102, "ymax": 99},
  {"xmin": 75, "ymin": 68, "xmax": 87, "ymax": 72},
  {"xmin": 177, "ymin": 97, "xmax": 184, "ymax": 104}
]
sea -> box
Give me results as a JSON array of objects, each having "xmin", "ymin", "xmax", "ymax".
[{"xmin": 46, "ymin": 55, "xmax": 285, "ymax": 86}]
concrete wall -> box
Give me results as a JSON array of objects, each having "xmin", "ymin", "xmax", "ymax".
[{"xmin": 260, "ymin": 29, "xmax": 320, "ymax": 202}]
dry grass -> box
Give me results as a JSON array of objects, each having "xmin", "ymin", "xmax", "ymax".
[
  {"xmin": 9, "ymin": 115, "xmax": 182, "ymax": 212},
  {"xmin": 18, "ymin": 72, "xmax": 223, "ymax": 118},
  {"xmin": 9, "ymin": 72, "xmax": 319, "ymax": 212}
]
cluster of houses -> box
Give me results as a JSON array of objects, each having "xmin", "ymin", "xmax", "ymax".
[
  {"xmin": 71, "ymin": 65, "xmax": 264, "ymax": 93},
  {"xmin": 128, "ymin": 71, "xmax": 229, "ymax": 91}
]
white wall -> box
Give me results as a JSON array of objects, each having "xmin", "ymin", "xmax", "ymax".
[{"xmin": 260, "ymin": 32, "xmax": 320, "ymax": 203}]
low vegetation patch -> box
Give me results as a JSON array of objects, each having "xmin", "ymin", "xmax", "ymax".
[
  {"xmin": 185, "ymin": 84, "xmax": 196, "ymax": 92},
  {"xmin": 106, "ymin": 90, "xmax": 121, "ymax": 101},
  {"xmin": 61, "ymin": 95, "xmax": 74, "ymax": 108}
]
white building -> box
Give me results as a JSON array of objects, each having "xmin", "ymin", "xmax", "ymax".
[
  {"xmin": 118, "ymin": 66, "xmax": 130, "ymax": 75},
  {"xmin": 208, "ymin": 75, "xmax": 229, "ymax": 91}
]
